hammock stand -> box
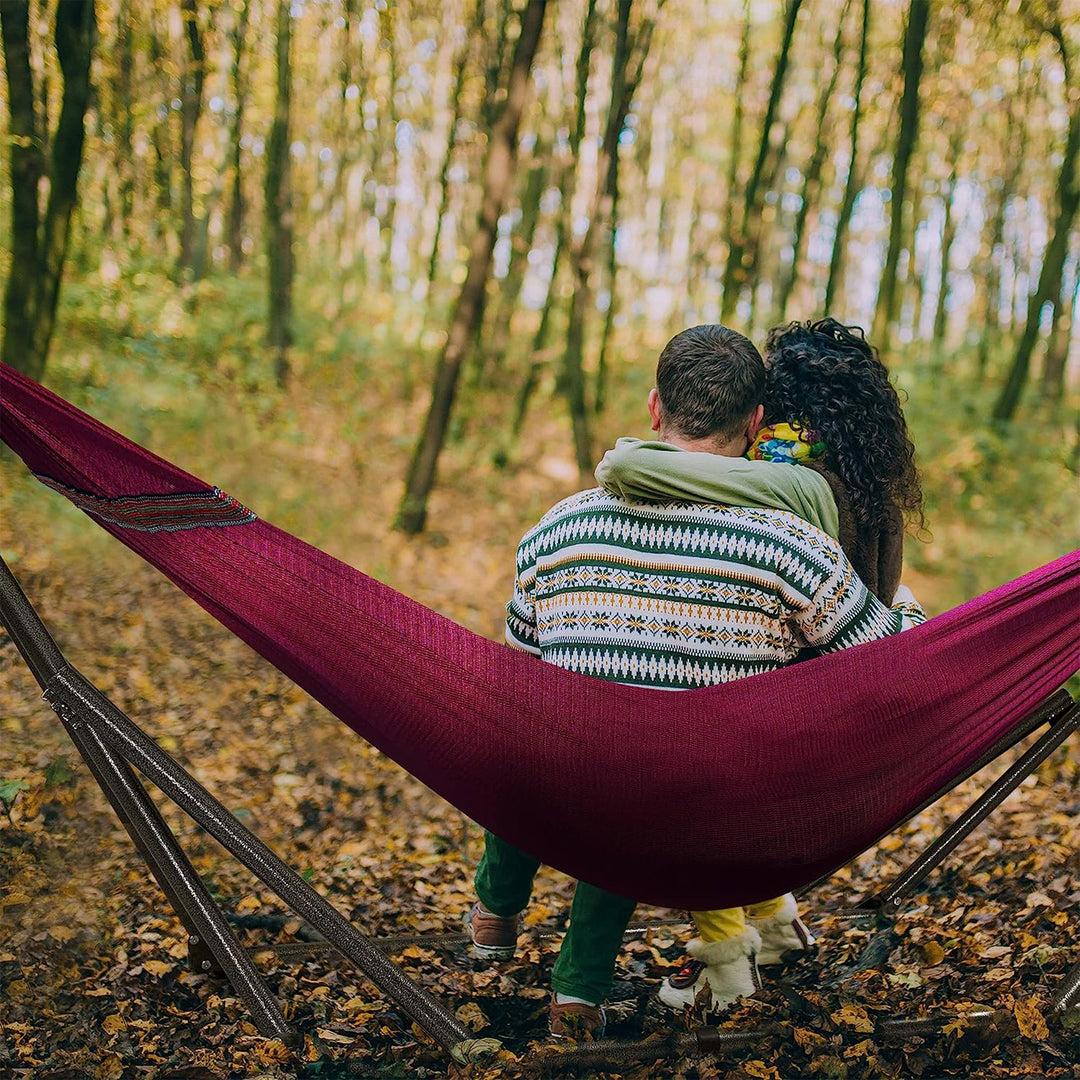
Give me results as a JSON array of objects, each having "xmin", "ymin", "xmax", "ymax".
[{"xmin": 2, "ymin": 552, "xmax": 1078, "ymax": 1069}]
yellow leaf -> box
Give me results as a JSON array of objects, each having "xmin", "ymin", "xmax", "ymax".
[
  {"xmin": 316, "ymin": 1027, "xmax": 357, "ymax": 1044},
  {"xmin": 143, "ymin": 959, "xmax": 173, "ymax": 977},
  {"xmin": 1, "ymin": 892, "xmax": 33, "ymax": 908},
  {"xmin": 48, "ymin": 925, "xmax": 77, "ymax": 943},
  {"xmin": 793, "ymin": 1027, "xmax": 827, "ymax": 1051},
  {"xmin": 1013, "ymin": 998, "xmax": 1049, "ymax": 1041},
  {"xmin": 102, "ymin": 1014, "xmax": 127, "ymax": 1035},
  {"xmin": 741, "ymin": 1062, "xmax": 782, "ymax": 1079},
  {"xmin": 96, "ymin": 1052, "xmax": 124, "ymax": 1080},
  {"xmin": 831, "ymin": 1005, "xmax": 875, "ymax": 1033},
  {"xmin": 455, "ymin": 1001, "xmax": 490, "ymax": 1032},
  {"xmin": 921, "ymin": 941, "xmax": 945, "ymax": 966}
]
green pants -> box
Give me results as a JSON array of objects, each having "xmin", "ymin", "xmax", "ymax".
[{"xmin": 474, "ymin": 831, "xmax": 637, "ymax": 1003}]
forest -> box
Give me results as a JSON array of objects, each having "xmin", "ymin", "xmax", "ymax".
[{"xmin": 0, "ymin": 0, "xmax": 1078, "ymax": 1076}]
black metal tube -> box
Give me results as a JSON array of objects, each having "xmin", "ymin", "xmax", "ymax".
[
  {"xmin": 797, "ymin": 688, "xmax": 1075, "ymax": 900},
  {"xmin": 44, "ymin": 667, "xmax": 483, "ymax": 1062},
  {"xmin": 1051, "ymin": 959, "xmax": 1080, "ymax": 1011},
  {"xmin": 874, "ymin": 704, "xmax": 1079, "ymax": 910},
  {"xmin": 0, "ymin": 554, "xmax": 68, "ymax": 687},
  {"xmin": 534, "ymin": 1010, "xmax": 998, "ymax": 1069},
  {"xmin": 52, "ymin": 698, "xmax": 296, "ymax": 1045}
]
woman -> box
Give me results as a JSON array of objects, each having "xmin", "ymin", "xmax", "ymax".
[{"xmin": 595, "ymin": 317, "xmax": 924, "ymax": 1013}]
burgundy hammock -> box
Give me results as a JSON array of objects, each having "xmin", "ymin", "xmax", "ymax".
[{"xmin": 1, "ymin": 361, "xmax": 1078, "ymax": 911}]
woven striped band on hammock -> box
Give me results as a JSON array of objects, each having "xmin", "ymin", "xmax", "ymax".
[
  {"xmin": 36, "ymin": 475, "xmax": 256, "ymax": 532},
  {"xmin": 1, "ymin": 361, "xmax": 1078, "ymax": 911}
]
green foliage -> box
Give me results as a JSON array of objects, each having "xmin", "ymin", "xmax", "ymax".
[
  {"xmin": 0, "ymin": 779, "xmax": 30, "ymax": 813},
  {"xmin": 43, "ymin": 755, "xmax": 74, "ymax": 789},
  {"xmin": 0, "ymin": 778, "xmax": 30, "ymax": 826}
]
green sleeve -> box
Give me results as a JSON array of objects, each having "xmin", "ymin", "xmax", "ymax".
[{"xmin": 595, "ymin": 437, "xmax": 841, "ymax": 540}]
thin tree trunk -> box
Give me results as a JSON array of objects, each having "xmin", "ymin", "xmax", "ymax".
[
  {"xmin": 721, "ymin": 0, "xmax": 803, "ymax": 324},
  {"xmin": 1041, "ymin": 265, "xmax": 1078, "ymax": 406},
  {"xmin": 871, "ymin": 0, "xmax": 929, "ymax": 353},
  {"xmin": 396, "ymin": 0, "xmax": 548, "ymax": 534},
  {"xmin": 777, "ymin": 3, "xmax": 849, "ymax": 322},
  {"xmin": 0, "ymin": 0, "xmax": 43, "ymax": 378},
  {"xmin": 486, "ymin": 131, "xmax": 550, "ymax": 362},
  {"xmin": 720, "ymin": 0, "xmax": 752, "ymax": 319},
  {"xmin": 511, "ymin": 0, "xmax": 598, "ymax": 440},
  {"xmin": 976, "ymin": 57, "xmax": 1029, "ymax": 381},
  {"xmin": 994, "ymin": 90, "xmax": 1079, "ymax": 419},
  {"xmin": 265, "ymin": 0, "xmax": 294, "ymax": 386},
  {"xmin": 149, "ymin": 23, "xmax": 173, "ymax": 225},
  {"xmin": 177, "ymin": 0, "xmax": 206, "ymax": 275},
  {"xmin": 594, "ymin": 143, "xmax": 620, "ymax": 415},
  {"xmin": 226, "ymin": 0, "xmax": 251, "ymax": 271},
  {"xmin": 427, "ymin": 2, "xmax": 478, "ymax": 296},
  {"xmin": 375, "ymin": 2, "xmax": 400, "ymax": 283},
  {"xmin": 0, "ymin": 0, "xmax": 95, "ymax": 382},
  {"xmin": 562, "ymin": 0, "xmax": 662, "ymax": 475},
  {"xmin": 116, "ymin": 0, "xmax": 134, "ymax": 237},
  {"xmin": 932, "ymin": 128, "xmax": 963, "ymax": 344},
  {"xmin": 824, "ymin": 0, "xmax": 869, "ymax": 314}
]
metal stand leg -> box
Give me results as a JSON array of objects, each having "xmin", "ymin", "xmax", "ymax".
[
  {"xmin": 1052, "ymin": 960, "xmax": 1080, "ymax": 1011},
  {"xmin": 63, "ymin": 722, "xmax": 224, "ymax": 976},
  {"xmin": 53, "ymin": 699, "xmax": 295, "ymax": 1043},
  {"xmin": 45, "ymin": 667, "xmax": 483, "ymax": 1062},
  {"xmin": 852, "ymin": 703, "xmax": 1080, "ymax": 917}
]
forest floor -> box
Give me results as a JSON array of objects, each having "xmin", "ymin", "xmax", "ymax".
[{"xmin": 1, "ymin": 271, "xmax": 1079, "ymax": 1078}]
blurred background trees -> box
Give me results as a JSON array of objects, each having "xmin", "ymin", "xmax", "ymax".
[{"xmin": 0, "ymin": 0, "xmax": 1077, "ymax": 551}]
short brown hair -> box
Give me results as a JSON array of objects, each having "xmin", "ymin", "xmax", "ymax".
[{"xmin": 655, "ymin": 325, "xmax": 765, "ymax": 442}]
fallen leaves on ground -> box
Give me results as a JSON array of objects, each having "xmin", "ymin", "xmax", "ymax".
[{"xmin": 1, "ymin": 523, "xmax": 1078, "ymax": 1079}]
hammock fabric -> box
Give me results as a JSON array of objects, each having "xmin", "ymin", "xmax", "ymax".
[{"xmin": 1, "ymin": 362, "xmax": 1078, "ymax": 911}]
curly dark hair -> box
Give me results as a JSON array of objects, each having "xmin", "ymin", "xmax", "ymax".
[{"xmin": 762, "ymin": 318, "xmax": 923, "ymax": 532}]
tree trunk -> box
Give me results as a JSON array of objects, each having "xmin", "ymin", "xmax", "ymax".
[
  {"xmin": 265, "ymin": 0, "xmax": 294, "ymax": 386},
  {"xmin": 720, "ymin": 0, "xmax": 803, "ymax": 324},
  {"xmin": 776, "ymin": 3, "xmax": 849, "ymax": 322},
  {"xmin": 226, "ymin": 0, "xmax": 250, "ymax": 271},
  {"xmin": 871, "ymin": 0, "xmax": 929, "ymax": 354},
  {"xmin": 486, "ymin": 131, "xmax": 550, "ymax": 363},
  {"xmin": 177, "ymin": 0, "xmax": 206, "ymax": 276},
  {"xmin": 0, "ymin": 1, "xmax": 43, "ymax": 378},
  {"xmin": 594, "ymin": 142, "xmax": 621, "ymax": 415},
  {"xmin": 149, "ymin": 22, "xmax": 173, "ymax": 225},
  {"xmin": 993, "ymin": 96, "xmax": 1080, "ymax": 419},
  {"xmin": 976, "ymin": 56, "xmax": 1029, "ymax": 381},
  {"xmin": 396, "ymin": 0, "xmax": 547, "ymax": 534},
  {"xmin": 932, "ymin": 128, "xmax": 963, "ymax": 344},
  {"xmin": 1041, "ymin": 266, "xmax": 1078, "ymax": 406},
  {"xmin": 509, "ymin": 0, "xmax": 598, "ymax": 442},
  {"xmin": 427, "ymin": 2, "xmax": 478, "ymax": 297},
  {"xmin": 824, "ymin": 0, "xmax": 869, "ymax": 314},
  {"xmin": 0, "ymin": 0, "xmax": 95, "ymax": 382},
  {"xmin": 719, "ymin": 0, "xmax": 752, "ymax": 320},
  {"xmin": 116, "ymin": 0, "xmax": 134, "ymax": 237},
  {"xmin": 376, "ymin": 2, "xmax": 400, "ymax": 283},
  {"xmin": 562, "ymin": 0, "xmax": 662, "ymax": 475}
]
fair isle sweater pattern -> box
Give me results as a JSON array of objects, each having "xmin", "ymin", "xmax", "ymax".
[{"xmin": 505, "ymin": 489, "xmax": 925, "ymax": 688}]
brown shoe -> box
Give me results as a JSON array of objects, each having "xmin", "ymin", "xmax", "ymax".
[
  {"xmin": 549, "ymin": 995, "xmax": 606, "ymax": 1040},
  {"xmin": 465, "ymin": 902, "xmax": 519, "ymax": 961}
]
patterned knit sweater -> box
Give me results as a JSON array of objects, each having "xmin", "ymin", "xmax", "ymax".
[{"xmin": 505, "ymin": 489, "xmax": 925, "ymax": 688}]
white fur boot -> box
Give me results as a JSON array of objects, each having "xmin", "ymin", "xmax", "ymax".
[
  {"xmin": 657, "ymin": 927, "xmax": 762, "ymax": 1013},
  {"xmin": 748, "ymin": 893, "xmax": 816, "ymax": 966}
]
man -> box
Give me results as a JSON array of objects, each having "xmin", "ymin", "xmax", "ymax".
[{"xmin": 466, "ymin": 324, "xmax": 924, "ymax": 1037}]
